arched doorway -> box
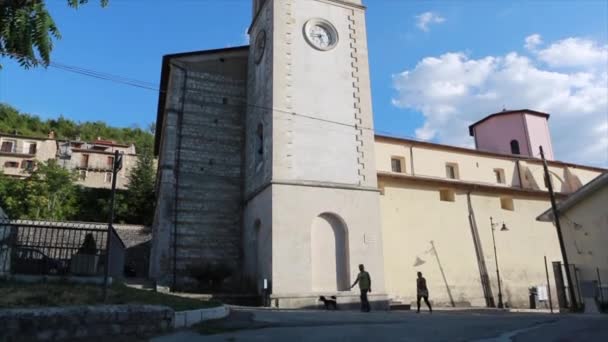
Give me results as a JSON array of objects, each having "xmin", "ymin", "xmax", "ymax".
[{"xmin": 311, "ymin": 213, "xmax": 350, "ymax": 292}]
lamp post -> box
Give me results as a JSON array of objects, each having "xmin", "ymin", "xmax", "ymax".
[{"xmin": 490, "ymin": 217, "xmax": 508, "ymax": 309}]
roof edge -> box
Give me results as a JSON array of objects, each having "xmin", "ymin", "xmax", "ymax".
[
  {"xmin": 469, "ymin": 109, "xmax": 550, "ymax": 136},
  {"xmin": 374, "ymin": 134, "xmax": 607, "ymax": 173},
  {"xmin": 154, "ymin": 45, "xmax": 250, "ymax": 156}
]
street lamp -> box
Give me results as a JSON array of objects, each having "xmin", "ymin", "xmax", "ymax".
[{"xmin": 490, "ymin": 217, "xmax": 508, "ymax": 309}]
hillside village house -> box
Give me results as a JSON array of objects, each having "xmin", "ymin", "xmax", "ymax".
[
  {"xmin": 150, "ymin": 0, "xmax": 606, "ymax": 309},
  {"xmin": 0, "ymin": 132, "xmax": 137, "ymax": 190}
]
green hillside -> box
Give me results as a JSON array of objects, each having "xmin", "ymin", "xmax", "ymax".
[{"xmin": 0, "ymin": 103, "xmax": 154, "ymax": 151}]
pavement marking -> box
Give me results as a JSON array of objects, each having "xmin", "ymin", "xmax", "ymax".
[{"xmin": 472, "ymin": 319, "xmax": 559, "ymax": 342}]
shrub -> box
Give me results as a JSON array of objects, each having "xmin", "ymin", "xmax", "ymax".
[
  {"xmin": 78, "ymin": 233, "xmax": 98, "ymax": 255},
  {"xmin": 189, "ymin": 262, "xmax": 233, "ymax": 291}
]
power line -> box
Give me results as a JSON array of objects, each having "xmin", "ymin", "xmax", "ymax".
[{"xmin": 2, "ymin": 51, "xmax": 428, "ymax": 142}]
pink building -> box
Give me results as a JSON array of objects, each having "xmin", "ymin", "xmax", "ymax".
[{"xmin": 469, "ymin": 109, "xmax": 555, "ymax": 160}]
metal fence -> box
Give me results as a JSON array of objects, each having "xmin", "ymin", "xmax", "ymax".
[{"xmin": 0, "ymin": 219, "xmax": 124, "ymax": 277}]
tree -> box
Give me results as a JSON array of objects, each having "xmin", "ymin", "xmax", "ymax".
[
  {"xmin": 0, "ymin": 0, "xmax": 108, "ymax": 69},
  {"xmin": 124, "ymin": 140, "xmax": 155, "ymax": 225},
  {"xmin": 0, "ymin": 159, "xmax": 78, "ymax": 219}
]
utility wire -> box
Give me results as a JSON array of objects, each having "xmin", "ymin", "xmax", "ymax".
[{"xmin": 2, "ymin": 51, "xmax": 427, "ymax": 142}]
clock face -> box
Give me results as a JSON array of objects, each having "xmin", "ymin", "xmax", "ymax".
[
  {"xmin": 304, "ymin": 19, "xmax": 338, "ymax": 51},
  {"xmin": 254, "ymin": 30, "xmax": 266, "ymax": 64}
]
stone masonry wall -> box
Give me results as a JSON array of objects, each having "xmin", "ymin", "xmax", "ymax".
[
  {"xmin": 0, "ymin": 305, "xmax": 173, "ymax": 341},
  {"xmin": 173, "ymin": 69, "xmax": 247, "ymax": 288}
]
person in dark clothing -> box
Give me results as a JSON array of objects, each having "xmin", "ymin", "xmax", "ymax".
[
  {"xmin": 351, "ymin": 264, "xmax": 371, "ymax": 312},
  {"xmin": 416, "ymin": 271, "xmax": 432, "ymax": 313}
]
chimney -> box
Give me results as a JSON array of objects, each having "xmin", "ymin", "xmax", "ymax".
[{"xmin": 48, "ymin": 130, "xmax": 56, "ymax": 139}]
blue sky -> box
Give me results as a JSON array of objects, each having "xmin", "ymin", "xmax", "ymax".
[{"xmin": 1, "ymin": 0, "xmax": 607, "ymax": 165}]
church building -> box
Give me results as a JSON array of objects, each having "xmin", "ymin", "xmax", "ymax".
[{"xmin": 150, "ymin": 0, "xmax": 605, "ymax": 309}]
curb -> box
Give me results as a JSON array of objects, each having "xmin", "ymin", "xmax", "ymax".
[{"xmin": 173, "ymin": 305, "xmax": 230, "ymax": 329}]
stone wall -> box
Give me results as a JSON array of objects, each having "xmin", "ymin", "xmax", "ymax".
[
  {"xmin": 0, "ymin": 305, "xmax": 173, "ymax": 341},
  {"xmin": 150, "ymin": 49, "xmax": 249, "ymax": 290}
]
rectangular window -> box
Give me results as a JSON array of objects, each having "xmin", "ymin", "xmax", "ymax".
[
  {"xmin": 79, "ymin": 170, "xmax": 87, "ymax": 180},
  {"xmin": 81, "ymin": 154, "xmax": 89, "ymax": 168},
  {"xmin": 445, "ymin": 163, "xmax": 459, "ymax": 179},
  {"xmin": 107, "ymin": 156, "xmax": 114, "ymax": 167},
  {"xmin": 104, "ymin": 172, "xmax": 112, "ymax": 183},
  {"xmin": 391, "ymin": 157, "xmax": 404, "ymax": 173},
  {"xmin": 4, "ymin": 161, "xmax": 19, "ymax": 168},
  {"xmin": 1, "ymin": 140, "xmax": 16, "ymax": 153},
  {"xmin": 494, "ymin": 168, "xmax": 505, "ymax": 184},
  {"xmin": 23, "ymin": 141, "xmax": 37, "ymax": 155},
  {"xmin": 21, "ymin": 160, "xmax": 34, "ymax": 171},
  {"xmin": 439, "ymin": 189, "xmax": 455, "ymax": 202},
  {"xmin": 500, "ymin": 197, "xmax": 514, "ymax": 211}
]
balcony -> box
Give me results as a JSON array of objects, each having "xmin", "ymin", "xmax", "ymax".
[{"xmin": 66, "ymin": 161, "xmax": 113, "ymax": 172}]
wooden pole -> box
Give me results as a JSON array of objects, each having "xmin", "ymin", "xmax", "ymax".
[
  {"xmin": 540, "ymin": 146, "xmax": 578, "ymax": 311},
  {"xmin": 544, "ymin": 256, "xmax": 553, "ymax": 313}
]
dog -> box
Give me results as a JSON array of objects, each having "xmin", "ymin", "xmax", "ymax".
[{"xmin": 319, "ymin": 296, "xmax": 338, "ymax": 310}]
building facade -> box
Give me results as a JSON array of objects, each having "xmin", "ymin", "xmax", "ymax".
[
  {"xmin": 151, "ymin": 0, "xmax": 388, "ymax": 308},
  {"xmin": 150, "ymin": 0, "xmax": 605, "ymax": 309},
  {"xmin": 0, "ymin": 133, "xmax": 137, "ymax": 190},
  {"xmin": 376, "ymin": 135, "xmax": 603, "ymax": 308},
  {"xmin": 537, "ymin": 172, "xmax": 608, "ymax": 309}
]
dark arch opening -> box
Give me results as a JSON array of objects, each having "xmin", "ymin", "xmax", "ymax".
[{"xmin": 510, "ymin": 140, "xmax": 520, "ymax": 155}]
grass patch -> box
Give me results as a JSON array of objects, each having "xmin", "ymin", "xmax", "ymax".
[{"xmin": 0, "ymin": 281, "xmax": 221, "ymax": 311}]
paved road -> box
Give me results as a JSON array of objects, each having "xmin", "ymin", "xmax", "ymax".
[{"xmin": 153, "ymin": 308, "xmax": 608, "ymax": 342}]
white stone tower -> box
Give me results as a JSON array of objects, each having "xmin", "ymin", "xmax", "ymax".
[{"xmin": 244, "ymin": 0, "xmax": 387, "ymax": 308}]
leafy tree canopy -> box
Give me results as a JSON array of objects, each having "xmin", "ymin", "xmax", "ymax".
[
  {"xmin": 0, "ymin": 103, "xmax": 154, "ymax": 152},
  {"xmin": 0, "ymin": 0, "xmax": 108, "ymax": 68},
  {"xmin": 0, "ymin": 159, "xmax": 78, "ymax": 220}
]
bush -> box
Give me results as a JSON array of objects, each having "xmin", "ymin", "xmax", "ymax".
[
  {"xmin": 189, "ymin": 262, "xmax": 233, "ymax": 291},
  {"xmin": 78, "ymin": 233, "xmax": 98, "ymax": 255}
]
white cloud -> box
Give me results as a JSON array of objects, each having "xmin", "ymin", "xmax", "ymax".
[
  {"xmin": 537, "ymin": 37, "xmax": 608, "ymax": 68},
  {"xmin": 524, "ymin": 34, "xmax": 543, "ymax": 50},
  {"xmin": 415, "ymin": 12, "xmax": 445, "ymax": 32},
  {"xmin": 392, "ymin": 36, "xmax": 608, "ymax": 166}
]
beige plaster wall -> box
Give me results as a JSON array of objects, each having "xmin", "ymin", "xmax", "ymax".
[
  {"xmin": 374, "ymin": 139, "xmax": 603, "ymax": 194},
  {"xmin": 380, "ymin": 178, "xmax": 565, "ymax": 308},
  {"xmin": 271, "ymin": 184, "xmax": 385, "ymax": 296},
  {"xmin": 559, "ymin": 185, "xmax": 608, "ymax": 283}
]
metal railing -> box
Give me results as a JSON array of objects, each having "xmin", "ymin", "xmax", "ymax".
[{"xmin": 0, "ymin": 219, "xmax": 109, "ymax": 277}]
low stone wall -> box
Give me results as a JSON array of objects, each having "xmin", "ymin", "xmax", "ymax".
[{"xmin": 0, "ymin": 305, "xmax": 173, "ymax": 341}]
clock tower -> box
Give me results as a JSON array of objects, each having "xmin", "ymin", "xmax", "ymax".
[{"xmin": 244, "ymin": 0, "xmax": 387, "ymax": 308}]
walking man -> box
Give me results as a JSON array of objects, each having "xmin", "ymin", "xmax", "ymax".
[
  {"xmin": 351, "ymin": 264, "xmax": 371, "ymax": 312},
  {"xmin": 416, "ymin": 271, "xmax": 432, "ymax": 313}
]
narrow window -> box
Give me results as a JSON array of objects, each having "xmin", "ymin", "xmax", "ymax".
[
  {"xmin": 494, "ymin": 168, "xmax": 505, "ymax": 184},
  {"xmin": 3, "ymin": 161, "xmax": 19, "ymax": 168},
  {"xmin": 104, "ymin": 172, "xmax": 112, "ymax": 183},
  {"xmin": 510, "ymin": 140, "xmax": 520, "ymax": 155},
  {"xmin": 445, "ymin": 163, "xmax": 459, "ymax": 179},
  {"xmin": 79, "ymin": 170, "xmax": 87, "ymax": 180},
  {"xmin": 28, "ymin": 143, "xmax": 37, "ymax": 155},
  {"xmin": 391, "ymin": 157, "xmax": 403, "ymax": 173},
  {"xmin": 81, "ymin": 154, "xmax": 89, "ymax": 168},
  {"xmin": 500, "ymin": 197, "xmax": 514, "ymax": 211},
  {"xmin": 439, "ymin": 189, "xmax": 455, "ymax": 202},
  {"xmin": 255, "ymin": 123, "xmax": 264, "ymax": 168},
  {"xmin": 1, "ymin": 140, "xmax": 15, "ymax": 153},
  {"xmin": 107, "ymin": 156, "xmax": 115, "ymax": 168}
]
